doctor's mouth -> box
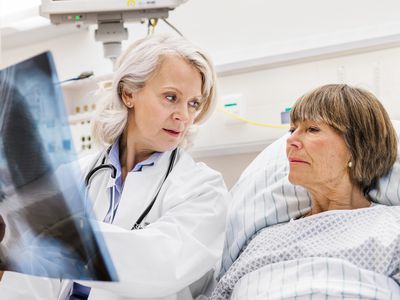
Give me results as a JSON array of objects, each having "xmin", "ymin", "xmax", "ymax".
[{"xmin": 163, "ymin": 128, "xmax": 183, "ymax": 138}]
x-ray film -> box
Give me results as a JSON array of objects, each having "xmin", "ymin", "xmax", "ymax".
[{"xmin": 0, "ymin": 52, "xmax": 117, "ymax": 281}]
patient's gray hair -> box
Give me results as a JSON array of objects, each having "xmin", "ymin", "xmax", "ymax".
[
  {"xmin": 291, "ymin": 84, "xmax": 398, "ymax": 194},
  {"xmin": 92, "ymin": 34, "xmax": 217, "ymax": 148}
]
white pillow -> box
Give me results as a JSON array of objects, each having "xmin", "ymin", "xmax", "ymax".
[{"xmin": 218, "ymin": 120, "xmax": 400, "ymax": 278}]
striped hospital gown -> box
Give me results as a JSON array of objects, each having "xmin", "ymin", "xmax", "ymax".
[
  {"xmin": 211, "ymin": 205, "xmax": 400, "ymax": 299},
  {"xmin": 219, "ymin": 121, "xmax": 400, "ymax": 279}
]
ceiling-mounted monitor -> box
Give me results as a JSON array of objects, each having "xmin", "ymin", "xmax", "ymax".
[
  {"xmin": 40, "ymin": 0, "xmax": 187, "ymax": 25},
  {"xmin": 39, "ymin": 0, "xmax": 188, "ymax": 62}
]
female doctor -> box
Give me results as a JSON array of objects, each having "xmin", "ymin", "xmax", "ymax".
[{"xmin": 0, "ymin": 34, "xmax": 227, "ymax": 299}]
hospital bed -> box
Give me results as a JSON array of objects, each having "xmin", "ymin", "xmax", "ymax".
[{"xmin": 213, "ymin": 121, "xmax": 400, "ymax": 299}]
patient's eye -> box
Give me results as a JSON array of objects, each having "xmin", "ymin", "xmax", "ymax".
[
  {"xmin": 307, "ymin": 126, "xmax": 320, "ymax": 133},
  {"xmin": 289, "ymin": 127, "xmax": 296, "ymax": 134}
]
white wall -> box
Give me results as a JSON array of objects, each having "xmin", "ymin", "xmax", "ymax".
[
  {"xmin": 2, "ymin": 0, "xmax": 400, "ymax": 75},
  {"xmin": 192, "ymin": 46, "xmax": 400, "ymax": 156},
  {"xmin": 192, "ymin": 46, "xmax": 400, "ymax": 187},
  {"xmin": 2, "ymin": 0, "xmax": 400, "ymax": 186},
  {"xmin": 201, "ymin": 152, "xmax": 259, "ymax": 189}
]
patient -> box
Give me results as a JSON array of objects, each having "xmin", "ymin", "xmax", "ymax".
[
  {"xmin": 212, "ymin": 84, "xmax": 400, "ymax": 299},
  {"xmin": 287, "ymin": 84, "xmax": 397, "ymax": 215}
]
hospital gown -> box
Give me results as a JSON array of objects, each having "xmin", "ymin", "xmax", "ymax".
[{"xmin": 212, "ymin": 205, "xmax": 400, "ymax": 299}]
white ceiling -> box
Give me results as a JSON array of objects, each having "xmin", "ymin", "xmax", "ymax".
[
  {"xmin": 1, "ymin": 0, "xmax": 50, "ymax": 33},
  {"xmin": 0, "ymin": 0, "xmax": 84, "ymax": 49},
  {"xmin": 2, "ymin": 0, "xmax": 41, "ymax": 15}
]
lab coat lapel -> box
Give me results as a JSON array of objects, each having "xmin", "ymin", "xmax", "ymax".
[
  {"xmin": 89, "ymin": 169, "xmax": 115, "ymax": 221},
  {"xmin": 58, "ymin": 280, "xmax": 73, "ymax": 300},
  {"xmin": 112, "ymin": 151, "xmax": 172, "ymax": 229},
  {"xmin": 79, "ymin": 151, "xmax": 114, "ymax": 221}
]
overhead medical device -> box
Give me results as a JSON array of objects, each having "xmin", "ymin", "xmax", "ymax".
[{"xmin": 40, "ymin": 0, "xmax": 188, "ymax": 62}]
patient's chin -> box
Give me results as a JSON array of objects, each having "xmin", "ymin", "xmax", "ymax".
[
  {"xmin": 288, "ymin": 173, "xmax": 306, "ymax": 188},
  {"xmin": 288, "ymin": 173, "xmax": 298, "ymax": 185}
]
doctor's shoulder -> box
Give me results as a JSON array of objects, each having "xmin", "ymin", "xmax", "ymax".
[
  {"xmin": 51, "ymin": 150, "xmax": 102, "ymax": 188},
  {"xmin": 175, "ymin": 150, "xmax": 227, "ymax": 189},
  {"xmin": 165, "ymin": 149, "xmax": 229, "ymax": 206},
  {"xmin": 76, "ymin": 150, "xmax": 104, "ymax": 176}
]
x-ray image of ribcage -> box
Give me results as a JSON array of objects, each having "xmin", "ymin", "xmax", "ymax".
[{"xmin": 0, "ymin": 52, "xmax": 117, "ymax": 281}]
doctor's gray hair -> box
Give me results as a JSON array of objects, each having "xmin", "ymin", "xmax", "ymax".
[
  {"xmin": 291, "ymin": 84, "xmax": 398, "ymax": 194},
  {"xmin": 91, "ymin": 34, "xmax": 217, "ymax": 148}
]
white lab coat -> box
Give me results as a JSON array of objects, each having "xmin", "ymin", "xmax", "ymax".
[{"xmin": 0, "ymin": 149, "xmax": 228, "ymax": 300}]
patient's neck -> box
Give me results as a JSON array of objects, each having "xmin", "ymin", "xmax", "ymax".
[{"xmin": 307, "ymin": 182, "xmax": 370, "ymax": 216}]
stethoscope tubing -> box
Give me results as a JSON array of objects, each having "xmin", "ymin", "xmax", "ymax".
[
  {"xmin": 132, "ymin": 147, "xmax": 178, "ymax": 229},
  {"xmin": 85, "ymin": 146, "xmax": 117, "ymax": 186},
  {"xmin": 84, "ymin": 147, "xmax": 178, "ymax": 230}
]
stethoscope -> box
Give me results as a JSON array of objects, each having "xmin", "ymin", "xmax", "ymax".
[{"xmin": 84, "ymin": 147, "xmax": 178, "ymax": 230}]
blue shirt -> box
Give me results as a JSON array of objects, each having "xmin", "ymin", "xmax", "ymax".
[{"xmin": 103, "ymin": 139, "xmax": 162, "ymax": 223}]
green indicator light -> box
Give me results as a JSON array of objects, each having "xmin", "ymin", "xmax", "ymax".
[
  {"xmin": 75, "ymin": 15, "xmax": 80, "ymax": 21},
  {"xmin": 224, "ymin": 103, "xmax": 237, "ymax": 107}
]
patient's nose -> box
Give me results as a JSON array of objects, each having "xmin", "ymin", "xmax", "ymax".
[{"xmin": 287, "ymin": 134, "xmax": 303, "ymax": 149}]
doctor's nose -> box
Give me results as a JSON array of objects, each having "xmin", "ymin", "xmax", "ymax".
[{"xmin": 173, "ymin": 104, "xmax": 189, "ymax": 122}]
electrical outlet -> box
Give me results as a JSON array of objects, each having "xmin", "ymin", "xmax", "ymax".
[{"xmin": 221, "ymin": 94, "xmax": 244, "ymax": 124}]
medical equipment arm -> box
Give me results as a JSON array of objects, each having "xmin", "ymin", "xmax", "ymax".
[{"xmin": 40, "ymin": 0, "xmax": 188, "ymax": 62}]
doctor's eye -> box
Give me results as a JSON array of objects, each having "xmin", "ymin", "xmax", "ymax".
[
  {"xmin": 188, "ymin": 100, "xmax": 201, "ymax": 111},
  {"xmin": 165, "ymin": 94, "xmax": 177, "ymax": 102}
]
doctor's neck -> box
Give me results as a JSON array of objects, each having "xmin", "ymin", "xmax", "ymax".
[{"xmin": 119, "ymin": 131, "xmax": 155, "ymax": 181}]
